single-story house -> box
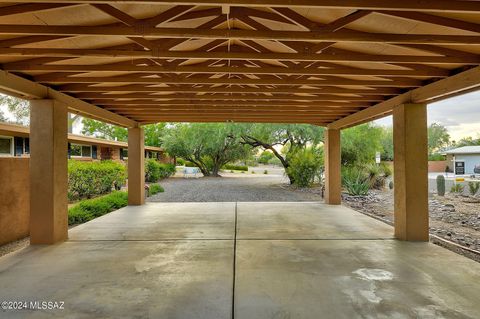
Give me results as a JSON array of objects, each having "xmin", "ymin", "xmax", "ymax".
[
  {"xmin": 444, "ymin": 146, "xmax": 480, "ymax": 175},
  {"xmin": 0, "ymin": 122, "xmax": 171, "ymax": 163}
]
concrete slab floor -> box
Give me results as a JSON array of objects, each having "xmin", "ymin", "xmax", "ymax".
[{"xmin": 0, "ymin": 202, "xmax": 479, "ymax": 319}]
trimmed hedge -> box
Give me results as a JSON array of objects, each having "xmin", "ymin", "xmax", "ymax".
[
  {"xmin": 68, "ymin": 191, "xmax": 128, "ymax": 225},
  {"xmin": 145, "ymin": 159, "xmax": 176, "ymax": 182},
  {"xmin": 68, "ymin": 160, "xmax": 126, "ymax": 201},
  {"xmin": 223, "ymin": 164, "xmax": 248, "ymax": 171}
]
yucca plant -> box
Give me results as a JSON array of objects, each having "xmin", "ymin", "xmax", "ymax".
[
  {"xmin": 450, "ymin": 183, "xmax": 464, "ymax": 194},
  {"xmin": 468, "ymin": 181, "xmax": 480, "ymax": 196},
  {"xmin": 342, "ymin": 167, "xmax": 370, "ymax": 196}
]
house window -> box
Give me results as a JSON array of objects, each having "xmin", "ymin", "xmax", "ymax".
[
  {"xmin": 70, "ymin": 144, "xmax": 92, "ymax": 158},
  {"xmin": 121, "ymin": 149, "xmax": 128, "ymax": 159},
  {"xmin": 0, "ymin": 136, "xmax": 14, "ymax": 156}
]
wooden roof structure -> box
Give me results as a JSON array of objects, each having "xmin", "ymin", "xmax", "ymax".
[{"xmin": 0, "ymin": 1, "xmax": 479, "ymax": 128}]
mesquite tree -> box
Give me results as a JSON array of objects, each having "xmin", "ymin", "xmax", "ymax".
[
  {"xmin": 236, "ymin": 124, "xmax": 324, "ymax": 184},
  {"xmin": 162, "ymin": 123, "xmax": 250, "ymax": 177}
]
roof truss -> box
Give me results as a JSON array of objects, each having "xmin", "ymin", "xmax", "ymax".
[{"xmin": 0, "ymin": 2, "xmax": 478, "ymax": 127}]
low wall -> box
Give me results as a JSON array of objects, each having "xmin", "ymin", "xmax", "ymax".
[
  {"xmin": 0, "ymin": 158, "xmax": 30, "ymax": 245},
  {"xmin": 428, "ymin": 161, "xmax": 447, "ymax": 173}
]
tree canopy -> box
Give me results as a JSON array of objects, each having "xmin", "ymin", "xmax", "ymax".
[
  {"xmin": 81, "ymin": 119, "xmax": 165, "ymax": 147},
  {"xmin": 428, "ymin": 123, "xmax": 451, "ymax": 155},
  {"xmin": 236, "ymin": 123, "xmax": 324, "ymax": 183},
  {"xmin": 162, "ymin": 123, "xmax": 250, "ymax": 176},
  {"xmin": 0, "ymin": 94, "xmax": 30, "ymax": 125},
  {"xmin": 341, "ymin": 123, "xmax": 384, "ymax": 166}
]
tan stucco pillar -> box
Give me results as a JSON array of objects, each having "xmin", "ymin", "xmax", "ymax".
[
  {"xmin": 128, "ymin": 127, "xmax": 145, "ymax": 205},
  {"xmin": 30, "ymin": 99, "xmax": 68, "ymax": 244},
  {"xmin": 324, "ymin": 128, "xmax": 341, "ymax": 205},
  {"xmin": 393, "ymin": 103, "xmax": 429, "ymax": 241}
]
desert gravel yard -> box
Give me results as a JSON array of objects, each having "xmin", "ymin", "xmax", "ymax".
[{"xmin": 148, "ymin": 170, "xmax": 322, "ymax": 202}]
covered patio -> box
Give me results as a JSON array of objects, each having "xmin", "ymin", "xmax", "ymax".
[
  {"xmin": 1, "ymin": 202, "xmax": 480, "ymax": 318},
  {"xmin": 0, "ymin": 1, "xmax": 480, "ymax": 317}
]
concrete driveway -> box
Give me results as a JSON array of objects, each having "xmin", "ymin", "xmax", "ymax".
[{"xmin": 1, "ymin": 202, "xmax": 480, "ymax": 318}]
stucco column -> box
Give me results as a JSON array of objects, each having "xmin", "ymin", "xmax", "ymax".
[
  {"xmin": 393, "ymin": 103, "xmax": 429, "ymax": 241},
  {"xmin": 30, "ymin": 99, "xmax": 68, "ymax": 244},
  {"xmin": 324, "ymin": 128, "xmax": 341, "ymax": 205},
  {"xmin": 128, "ymin": 127, "xmax": 145, "ymax": 205}
]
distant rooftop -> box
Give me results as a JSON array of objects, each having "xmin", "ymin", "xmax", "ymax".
[{"xmin": 444, "ymin": 146, "xmax": 480, "ymax": 155}]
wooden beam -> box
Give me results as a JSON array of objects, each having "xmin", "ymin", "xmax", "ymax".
[
  {"xmin": 86, "ymin": 94, "xmax": 383, "ymax": 102},
  {"xmin": 5, "ymin": 63, "xmax": 449, "ymax": 77},
  {"xmin": 64, "ymin": 85, "xmax": 400, "ymax": 95},
  {"xmin": 0, "ymin": 3, "xmax": 74, "ymax": 16},
  {"xmin": 2, "ymin": 47, "xmax": 476, "ymax": 64},
  {"xmin": 98, "ymin": 100, "xmax": 363, "ymax": 106},
  {"xmin": 328, "ymin": 66, "xmax": 480, "ymax": 129},
  {"xmin": 0, "ymin": 25, "xmax": 478, "ymax": 44},
  {"xmin": 117, "ymin": 111, "xmax": 353, "ymax": 116},
  {"xmin": 34, "ymin": 74, "xmax": 423, "ymax": 87},
  {"xmin": 1, "ymin": 0, "xmax": 479, "ymax": 14},
  {"xmin": 377, "ymin": 11, "xmax": 480, "ymax": 33},
  {"xmin": 103, "ymin": 104, "xmax": 362, "ymax": 111},
  {"xmin": 76, "ymin": 93, "xmax": 385, "ymax": 101},
  {"xmin": 0, "ymin": 70, "xmax": 136, "ymax": 127}
]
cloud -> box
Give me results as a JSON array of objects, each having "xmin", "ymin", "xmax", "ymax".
[{"xmin": 374, "ymin": 90, "xmax": 480, "ymax": 140}]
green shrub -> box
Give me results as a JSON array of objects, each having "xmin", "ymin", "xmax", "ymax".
[
  {"xmin": 223, "ymin": 164, "xmax": 248, "ymax": 171},
  {"xmin": 68, "ymin": 191, "xmax": 128, "ymax": 225},
  {"xmin": 363, "ymin": 163, "xmax": 391, "ymax": 190},
  {"xmin": 264, "ymin": 170, "xmax": 268, "ymax": 174},
  {"xmin": 451, "ymin": 184, "xmax": 464, "ymax": 193},
  {"xmin": 436, "ymin": 175, "xmax": 445, "ymax": 196},
  {"xmin": 68, "ymin": 160, "xmax": 126, "ymax": 201},
  {"xmin": 149, "ymin": 183, "xmax": 164, "ymax": 196},
  {"xmin": 251, "ymin": 170, "xmax": 255, "ymax": 174},
  {"xmin": 342, "ymin": 167, "xmax": 370, "ymax": 196},
  {"xmin": 145, "ymin": 159, "xmax": 161, "ymax": 182},
  {"xmin": 176, "ymin": 158, "xmax": 185, "ymax": 166},
  {"xmin": 286, "ymin": 149, "xmax": 322, "ymax": 188},
  {"xmin": 185, "ymin": 161, "xmax": 196, "ymax": 167},
  {"xmin": 388, "ymin": 181, "xmax": 394, "ymax": 190},
  {"xmin": 258, "ymin": 151, "xmax": 274, "ymax": 164},
  {"xmin": 429, "ymin": 153, "xmax": 446, "ymax": 161},
  {"xmin": 145, "ymin": 159, "xmax": 176, "ymax": 182},
  {"xmin": 159, "ymin": 163, "xmax": 176, "ymax": 179},
  {"xmin": 468, "ymin": 181, "xmax": 480, "ymax": 196}
]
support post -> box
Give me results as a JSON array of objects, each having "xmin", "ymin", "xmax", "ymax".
[
  {"xmin": 30, "ymin": 99, "xmax": 68, "ymax": 244},
  {"xmin": 393, "ymin": 103, "xmax": 429, "ymax": 241},
  {"xmin": 324, "ymin": 128, "xmax": 341, "ymax": 205},
  {"xmin": 128, "ymin": 127, "xmax": 145, "ymax": 205}
]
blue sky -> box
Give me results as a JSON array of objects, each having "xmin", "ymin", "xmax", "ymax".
[{"xmin": 374, "ymin": 90, "xmax": 480, "ymax": 141}]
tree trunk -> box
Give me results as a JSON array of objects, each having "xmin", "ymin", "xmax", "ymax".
[{"xmin": 210, "ymin": 165, "xmax": 222, "ymax": 177}]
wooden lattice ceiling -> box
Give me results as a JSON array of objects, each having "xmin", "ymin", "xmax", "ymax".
[{"xmin": 0, "ymin": 1, "xmax": 479, "ymax": 126}]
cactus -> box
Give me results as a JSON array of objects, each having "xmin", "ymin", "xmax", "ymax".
[{"xmin": 436, "ymin": 175, "xmax": 445, "ymax": 196}]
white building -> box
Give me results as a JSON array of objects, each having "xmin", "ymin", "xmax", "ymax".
[{"xmin": 445, "ymin": 146, "xmax": 480, "ymax": 175}]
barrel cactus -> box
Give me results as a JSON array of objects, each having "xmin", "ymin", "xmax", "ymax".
[{"xmin": 436, "ymin": 175, "xmax": 445, "ymax": 196}]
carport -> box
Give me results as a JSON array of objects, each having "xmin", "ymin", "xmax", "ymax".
[{"xmin": 0, "ymin": 1, "xmax": 480, "ymax": 317}]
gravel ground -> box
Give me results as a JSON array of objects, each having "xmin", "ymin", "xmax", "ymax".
[
  {"xmin": 0, "ymin": 237, "xmax": 30, "ymax": 258},
  {"xmin": 148, "ymin": 170, "xmax": 322, "ymax": 202},
  {"xmin": 342, "ymin": 190, "xmax": 480, "ymax": 253}
]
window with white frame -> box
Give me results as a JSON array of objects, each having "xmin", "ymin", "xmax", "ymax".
[
  {"xmin": 70, "ymin": 143, "xmax": 92, "ymax": 158},
  {"xmin": 0, "ymin": 136, "xmax": 14, "ymax": 156}
]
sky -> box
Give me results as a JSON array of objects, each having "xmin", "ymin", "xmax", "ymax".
[{"xmin": 374, "ymin": 90, "xmax": 480, "ymax": 142}]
